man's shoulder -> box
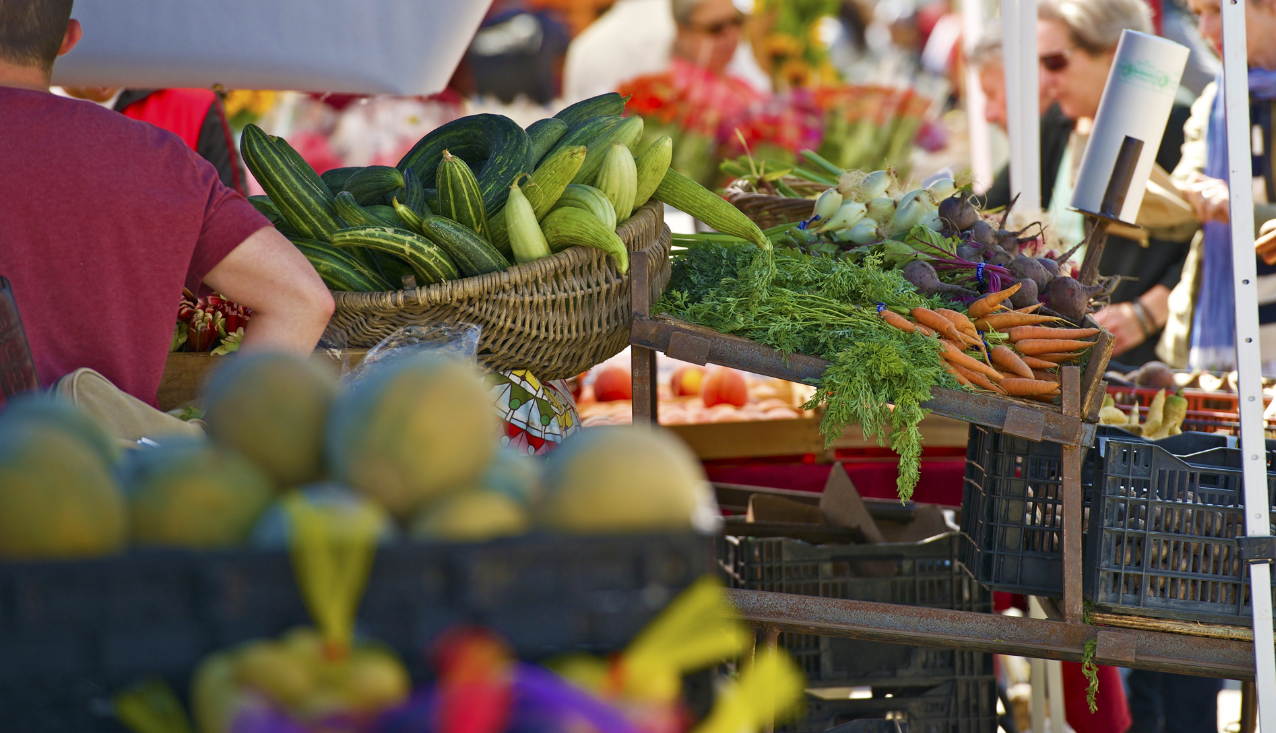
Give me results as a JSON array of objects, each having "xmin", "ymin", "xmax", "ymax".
[{"xmin": 9, "ymin": 87, "xmax": 192, "ymax": 150}]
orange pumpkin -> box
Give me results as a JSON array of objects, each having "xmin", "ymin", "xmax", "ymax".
[
  {"xmin": 669, "ymin": 365, "xmax": 706, "ymax": 397},
  {"xmin": 701, "ymin": 367, "xmax": 748, "ymax": 408},
  {"xmin": 592, "ymin": 365, "xmax": 633, "ymax": 402}
]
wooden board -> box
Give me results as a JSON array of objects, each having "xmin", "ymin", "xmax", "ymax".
[
  {"xmin": 156, "ymin": 349, "xmax": 367, "ymax": 411},
  {"xmin": 666, "ymin": 414, "xmax": 969, "ymax": 460}
]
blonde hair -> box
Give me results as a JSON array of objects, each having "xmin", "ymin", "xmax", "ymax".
[{"xmin": 1038, "ymin": 0, "xmax": 1152, "ymax": 55}]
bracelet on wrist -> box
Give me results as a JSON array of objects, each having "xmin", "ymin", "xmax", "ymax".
[{"xmin": 1130, "ymin": 301, "xmax": 1156, "ymax": 338}]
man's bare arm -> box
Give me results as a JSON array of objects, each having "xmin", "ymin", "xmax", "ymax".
[{"xmin": 203, "ymin": 227, "xmax": 334, "ymax": 354}]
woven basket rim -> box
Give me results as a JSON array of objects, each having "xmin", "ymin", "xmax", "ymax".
[{"xmin": 331, "ymin": 200, "xmax": 663, "ymax": 314}]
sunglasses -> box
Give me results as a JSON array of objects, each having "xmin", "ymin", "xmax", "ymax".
[
  {"xmin": 1040, "ymin": 47, "xmax": 1076, "ymax": 72},
  {"xmin": 685, "ymin": 14, "xmax": 745, "ymax": 35}
]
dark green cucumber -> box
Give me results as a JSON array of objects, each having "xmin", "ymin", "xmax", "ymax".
[
  {"xmin": 247, "ymin": 195, "xmax": 300, "ymax": 237},
  {"xmin": 391, "ymin": 198, "xmax": 426, "ymax": 234},
  {"xmin": 334, "ymin": 191, "xmax": 400, "ymax": 228},
  {"xmin": 368, "ymin": 250, "xmax": 420, "ymax": 290},
  {"xmin": 367, "ymin": 205, "xmax": 403, "ymax": 225},
  {"xmin": 436, "ymin": 150, "xmax": 489, "ymax": 241},
  {"xmin": 417, "ymin": 216, "xmax": 510, "ymax": 277},
  {"xmin": 342, "ymin": 166, "xmax": 406, "ymax": 206},
  {"xmin": 540, "ymin": 114, "xmax": 620, "ymax": 165},
  {"xmin": 401, "ymin": 168, "xmax": 430, "ymax": 217},
  {"xmin": 330, "ymin": 226, "xmax": 458, "ymax": 285},
  {"xmin": 241, "ymin": 124, "xmax": 342, "ymax": 241},
  {"xmin": 272, "ymin": 136, "xmax": 332, "ymax": 196},
  {"xmin": 553, "ymin": 93, "xmax": 629, "ymax": 127},
  {"xmin": 290, "ymin": 237, "xmax": 393, "ymax": 292},
  {"xmin": 320, "ymin": 166, "xmax": 361, "ymax": 193},
  {"xmin": 526, "ymin": 118, "xmax": 569, "ymax": 162},
  {"xmin": 397, "ymin": 114, "xmax": 532, "ymax": 215}
]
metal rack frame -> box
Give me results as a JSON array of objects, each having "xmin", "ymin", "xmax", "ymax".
[{"xmin": 624, "ymin": 251, "xmax": 1259, "ymax": 681}]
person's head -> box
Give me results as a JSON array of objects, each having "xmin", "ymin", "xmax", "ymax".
[
  {"xmin": 672, "ymin": 0, "xmax": 744, "ymax": 76},
  {"xmin": 0, "ymin": 0, "xmax": 80, "ymax": 89},
  {"xmin": 1189, "ymin": 0, "xmax": 1276, "ymax": 70},
  {"xmin": 1037, "ymin": 0, "xmax": 1152, "ymax": 121},
  {"xmin": 970, "ymin": 32, "xmax": 1008, "ymax": 129}
]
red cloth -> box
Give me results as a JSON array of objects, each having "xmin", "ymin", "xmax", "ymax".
[
  {"xmin": 0, "ymin": 88, "xmax": 267, "ymax": 406},
  {"xmin": 702, "ymin": 457, "xmax": 967, "ymax": 506},
  {"xmin": 1064, "ymin": 661, "xmax": 1132, "ymax": 733},
  {"xmin": 118, "ymin": 88, "xmax": 212, "ymax": 150}
]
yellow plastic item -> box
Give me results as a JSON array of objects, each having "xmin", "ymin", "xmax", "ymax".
[
  {"xmin": 114, "ymin": 679, "xmax": 195, "ymax": 733},
  {"xmin": 690, "ymin": 647, "xmax": 806, "ymax": 733}
]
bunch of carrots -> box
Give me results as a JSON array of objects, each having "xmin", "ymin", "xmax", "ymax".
[{"xmin": 880, "ymin": 282, "xmax": 1099, "ymax": 402}]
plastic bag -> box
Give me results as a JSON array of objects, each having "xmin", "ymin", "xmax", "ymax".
[
  {"xmin": 345, "ymin": 323, "xmax": 481, "ymax": 385},
  {"xmin": 316, "ymin": 326, "xmax": 353, "ymax": 381}
]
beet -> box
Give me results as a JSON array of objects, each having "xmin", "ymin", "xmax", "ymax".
[
  {"xmin": 1036, "ymin": 257, "xmax": 1061, "ymax": 278},
  {"xmin": 1009, "ymin": 278, "xmax": 1039, "ymax": 309},
  {"xmin": 956, "ymin": 244, "xmax": 984, "ymax": 262},
  {"xmin": 1009, "ymin": 255, "xmax": 1053, "ymax": 291},
  {"xmin": 938, "ymin": 195, "xmax": 978, "ymax": 232},
  {"xmin": 1047, "ymin": 276, "xmax": 1105, "ymax": 323},
  {"xmin": 984, "ymin": 249, "xmax": 1014, "ymax": 268},
  {"xmin": 970, "ymin": 220, "xmax": 997, "ymax": 248},
  {"xmin": 1134, "ymin": 361, "xmax": 1175, "ymax": 389},
  {"xmin": 901, "ymin": 260, "xmax": 977, "ymax": 299}
]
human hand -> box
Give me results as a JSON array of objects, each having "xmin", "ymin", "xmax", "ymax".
[
  {"xmin": 1092, "ymin": 302, "xmax": 1146, "ymax": 356},
  {"xmin": 1183, "ymin": 174, "xmax": 1230, "ymax": 223}
]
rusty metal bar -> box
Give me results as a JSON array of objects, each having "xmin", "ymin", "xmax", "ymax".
[
  {"xmin": 727, "ymin": 589, "xmax": 1256, "ymax": 679},
  {"xmin": 1060, "ymin": 366, "xmax": 1084, "ymax": 623},
  {"xmin": 629, "ymin": 252, "xmax": 657, "ymax": 424}
]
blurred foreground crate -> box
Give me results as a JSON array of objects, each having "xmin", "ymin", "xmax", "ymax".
[
  {"xmin": 0, "ymin": 532, "xmax": 712, "ymax": 732},
  {"xmin": 783, "ymin": 679, "xmax": 998, "ymax": 733}
]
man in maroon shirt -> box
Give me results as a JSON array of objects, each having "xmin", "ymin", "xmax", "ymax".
[{"xmin": 0, "ymin": 0, "xmax": 334, "ymax": 410}]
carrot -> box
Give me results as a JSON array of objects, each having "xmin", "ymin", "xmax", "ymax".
[
  {"xmin": 1020, "ymin": 355, "xmax": 1062, "ymax": 370},
  {"xmin": 943, "ymin": 361, "xmax": 974, "ymax": 387},
  {"xmin": 936, "ymin": 308, "xmax": 978, "ymax": 336},
  {"xmin": 1029, "ymin": 393, "xmax": 1060, "ymax": 403},
  {"xmin": 917, "ymin": 324, "xmax": 937, "ymax": 337},
  {"xmin": 912, "ymin": 307, "xmax": 967, "ymax": 343},
  {"xmin": 1015, "ymin": 303, "xmax": 1043, "ymax": 314},
  {"xmin": 1005, "ymin": 326, "xmax": 1100, "ymax": 342},
  {"xmin": 974, "ymin": 313, "xmax": 1061, "ymax": 331},
  {"xmin": 1032, "ymin": 369, "xmax": 1062, "ymax": 383},
  {"xmin": 967, "ymin": 283, "xmax": 1021, "ymax": 319},
  {"xmin": 991, "ymin": 345, "xmax": 1034, "ymax": 379},
  {"xmin": 1030, "ymin": 352, "xmax": 1082, "ymax": 363},
  {"xmin": 1015, "ymin": 339, "xmax": 1097, "ymax": 356},
  {"xmin": 938, "ymin": 340, "xmax": 1004, "ymax": 382},
  {"xmin": 953, "ymin": 364, "xmax": 1005, "ymax": 393},
  {"xmin": 1000, "ymin": 377, "xmax": 1065, "ymax": 396},
  {"xmin": 880, "ymin": 309, "xmax": 917, "ymax": 334}
]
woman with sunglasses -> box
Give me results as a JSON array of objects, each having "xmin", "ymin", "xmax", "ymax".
[{"xmin": 1036, "ymin": 0, "xmax": 1197, "ymax": 367}]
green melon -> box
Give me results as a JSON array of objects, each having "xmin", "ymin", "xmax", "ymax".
[
  {"xmin": 127, "ymin": 440, "xmax": 274, "ymax": 548},
  {"xmin": 327, "ymin": 356, "xmax": 497, "ymax": 517},
  {"xmin": 203, "ymin": 353, "xmax": 338, "ymax": 488},
  {"xmin": 410, "ymin": 489, "xmax": 529, "ymax": 542},
  {"xmin": 0, "ymin": 425, "xmax": 127, "ymax": 559},
  {"xmin": 0, "ymin": 394, "xmax": 120, "ymax": 466}
]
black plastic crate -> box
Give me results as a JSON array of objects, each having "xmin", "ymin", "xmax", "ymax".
[
  {"xmin": 782, "ymin": 678, "xmax": 998, "ymax": 733},
  {"xmin": 718, "ymin": 533, "xmax": 991, "ymax": 688},
  {"xmin": 0, "ymin": 532, "xmax": 712, "ymax": 732},
  {"xmin": 1085, "ymin": 436, "xmax": 1276, "ymax": 625}
]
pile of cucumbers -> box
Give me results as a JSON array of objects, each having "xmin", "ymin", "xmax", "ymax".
[{"xmin": 243, "ymin": 93, "xmax": 770, "ymax": 293}]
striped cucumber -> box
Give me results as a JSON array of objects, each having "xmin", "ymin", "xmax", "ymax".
[
  {"xmin": 368, "ymin": 250, "xmax": 420, "ymax": 290},
  {"xmin": 595, "ymin": 143, "xmax": 637, "ymax": 221},
  {"xmin": 272, "ymin": 136, "xmax": 332, "ymax": 196},
  {"xmin": 654, "ymin": 168, "xmax": 770, "ymax": 251},
  {"xmin": 540, "ymin": 115, "xmax": 619, "ymax": 165},
  {"xmin": 417, "ymin": 216, "xmax": 511, "ymax": 277},
  {"xmin": 367, "ymin": 205, "xmax": 403, "ymax": 225},
  {"xmin": 330, "ymin": 226, "xmax": 459, "ymax": 285},
  {"xmin": 241, "ymin": 124, "xmax": 342, "ymax": 241},
  {"xmin": 526, "ymin": 118, "xmax": 569, "ymax": 162},
  {"xmin": 505, "ymin": 178, "xmax": 552, "ymax": 265},
  {"xmin": 247, "ymin": 195, "xmax": 300, "ymax": 237},
  {"xmin": 633, "ymin": 136, "xmax": 672, "ymax": 209},
  {"xmin": 540, "ymin": 207, "xmax": 629, "ymax": 274},
  {"xmin": 342, "ymin": 166, "xmax": 405, "ymax": 206},
  {"xmin": 487, "ymin": 144, "xmax": 586, "ymax": 254},
  {"xmin": 552, "ymin": 184, "xmax": 616, "ymax": 231},
  {"xmin": 391, "ymin": 198, "xmax": 426, "ymax": 234},
  {"xmin": 290, "ymin": 237, "xmax": 393, "ymax": 292},
  {"xmin": 320, "ymin": 166, "xmax": 361, "ymax": 193},
  {"xmin": 553, "ymin": 92, "xmax": 629, "ymax": 127},
  {"xmin": 334, "ymin": 191, "xmax": 400, "ymax": 228},
  {"xmin": 436, "ymin": 150, "xmax": 489, "ymax": 241},
  {"xmin": 572, "ymin": 115, "xmax": 643, "ymax": 185},
  {"xmin": 397, "ymin": 113, "xmax": 532, "ymax": 214},
  {"xmin": 401, "ymin": 168, "xmax": 430, "ymax": 217}
]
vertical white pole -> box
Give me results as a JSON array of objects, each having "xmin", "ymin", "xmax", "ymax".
[
  {"xmin": 1221, "ymin": 0, "xmax": 1276, "ymax": 717},
  {"xmin": 962, "ymin": 0, "xmax": 994, "ymax": 191},
  {"xmin": 1045, "ymin": 660, "xmax": 1066, "ymax": 733},
  {"xmin": 1018, "ymin": 0, "xmax": 1041, "ymax": 212},
  {"xmin": 1001, "ymin": 0, "xmax": 1022, "ymax": 202}
]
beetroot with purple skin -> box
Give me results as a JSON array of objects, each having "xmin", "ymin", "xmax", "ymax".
[
  {"xmin": 1009, "ymin": 255, "xmax": 1053, "ymax": 291},
  {"xmin": 1047, "ymin": 276, "xmax": 1106, "ymax": 323},
  {"xmin": 1009, "ymin": 278, "xmax": 1039, "ymax": 309},
  {"xmin": 901, "ymin": 260, "xmax": 977, "ymax": 299}
]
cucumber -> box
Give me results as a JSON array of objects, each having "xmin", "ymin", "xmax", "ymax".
[
  {"xmin": 397, "ymin": 114, "xmax": 532, "ymax": 215},
  {"xmin": 633, "ymin": 136, "xmax": 673, "ymax": 209},
  {"xmin": 334, "ymin": 191, "xmax": 400, "ymax": 228},
  {"xmin": 654, "ymin": 168, "xmax": 770, "ymax": 251},
  {"xmin": 541, "ymin": 115, "xmax": 620, "ymax": 165},
  {"xmin": 401, "ymin": 168, "xmax": 430, "ymax": 217},
  {"xmin": 505, "ymin": 179, "xmax": 552, "ymax": 265},
  {"xmin": 247, "ymin": 195, "xmax": 300, "ymax": 237},
  {"xmin": 369, "ymin": 250, "xmax": 420, "ymax": 290},
  {"xmin": 526, "ymin": 118, "xmax": 569, "ymax": 162},
  {"xmin": 241, "ymin": 124, "xmax": 342, "ymax": 241},
  {"xmin": 595, "ymin": 144, "xmax": 637, "ymax": 222},
  {"xmin": 417, "ymin": 216, "xmax": 511, "ymax": 278},
  {"xmin": 391, "ymin": 198, "xmax": 426, "ymax": 234},
  {"xmin": 320, "ymin": 166, "xmax": 361, "ymax": 193},
  {"xmin": 367, "ymin": 205, "xmax": 403, "ymax": 225},
  {"xmin": 572, "ymin": 115, "xmax": 644, "ymax": 185},
  {"xmin": 540, "ymin": 207, "xmax": 629, "ymax": 274},
  {"xmin": 272, "ymin": 136, "xmax": 332, "ymax": 196},
  {"xmin": 330, "ymin": 226, "xmax": 459, "ymax": 286},
  {"xmin": 436, "ymin": 150, "xmax": 489, "ymax": 241},
  {"xmin": 554, "ymin": 92, "xmax": 630, "ymax": 127},
  {"xmin": 290, "ymin": 237, "xmax": 393, "ymax": 292},
  {"xmin": 488, "ymin": 145, "xmax": 586, "ymax": 255},
  {"xmin": 552, "ymin": 184, "xmax": 617, "ymax": 231},
  {"xmin": 342, "ymin": 166, "xmax": 406, "ymax": 206}
]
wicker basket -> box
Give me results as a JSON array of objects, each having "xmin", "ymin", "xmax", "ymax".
[
  {"xmin": 328, "ymin": 200, "xmax": 671, "ymax": 381},
  {"xmin": 724, "ymin": 184, "xmax": 815, "ymax": 230}
]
